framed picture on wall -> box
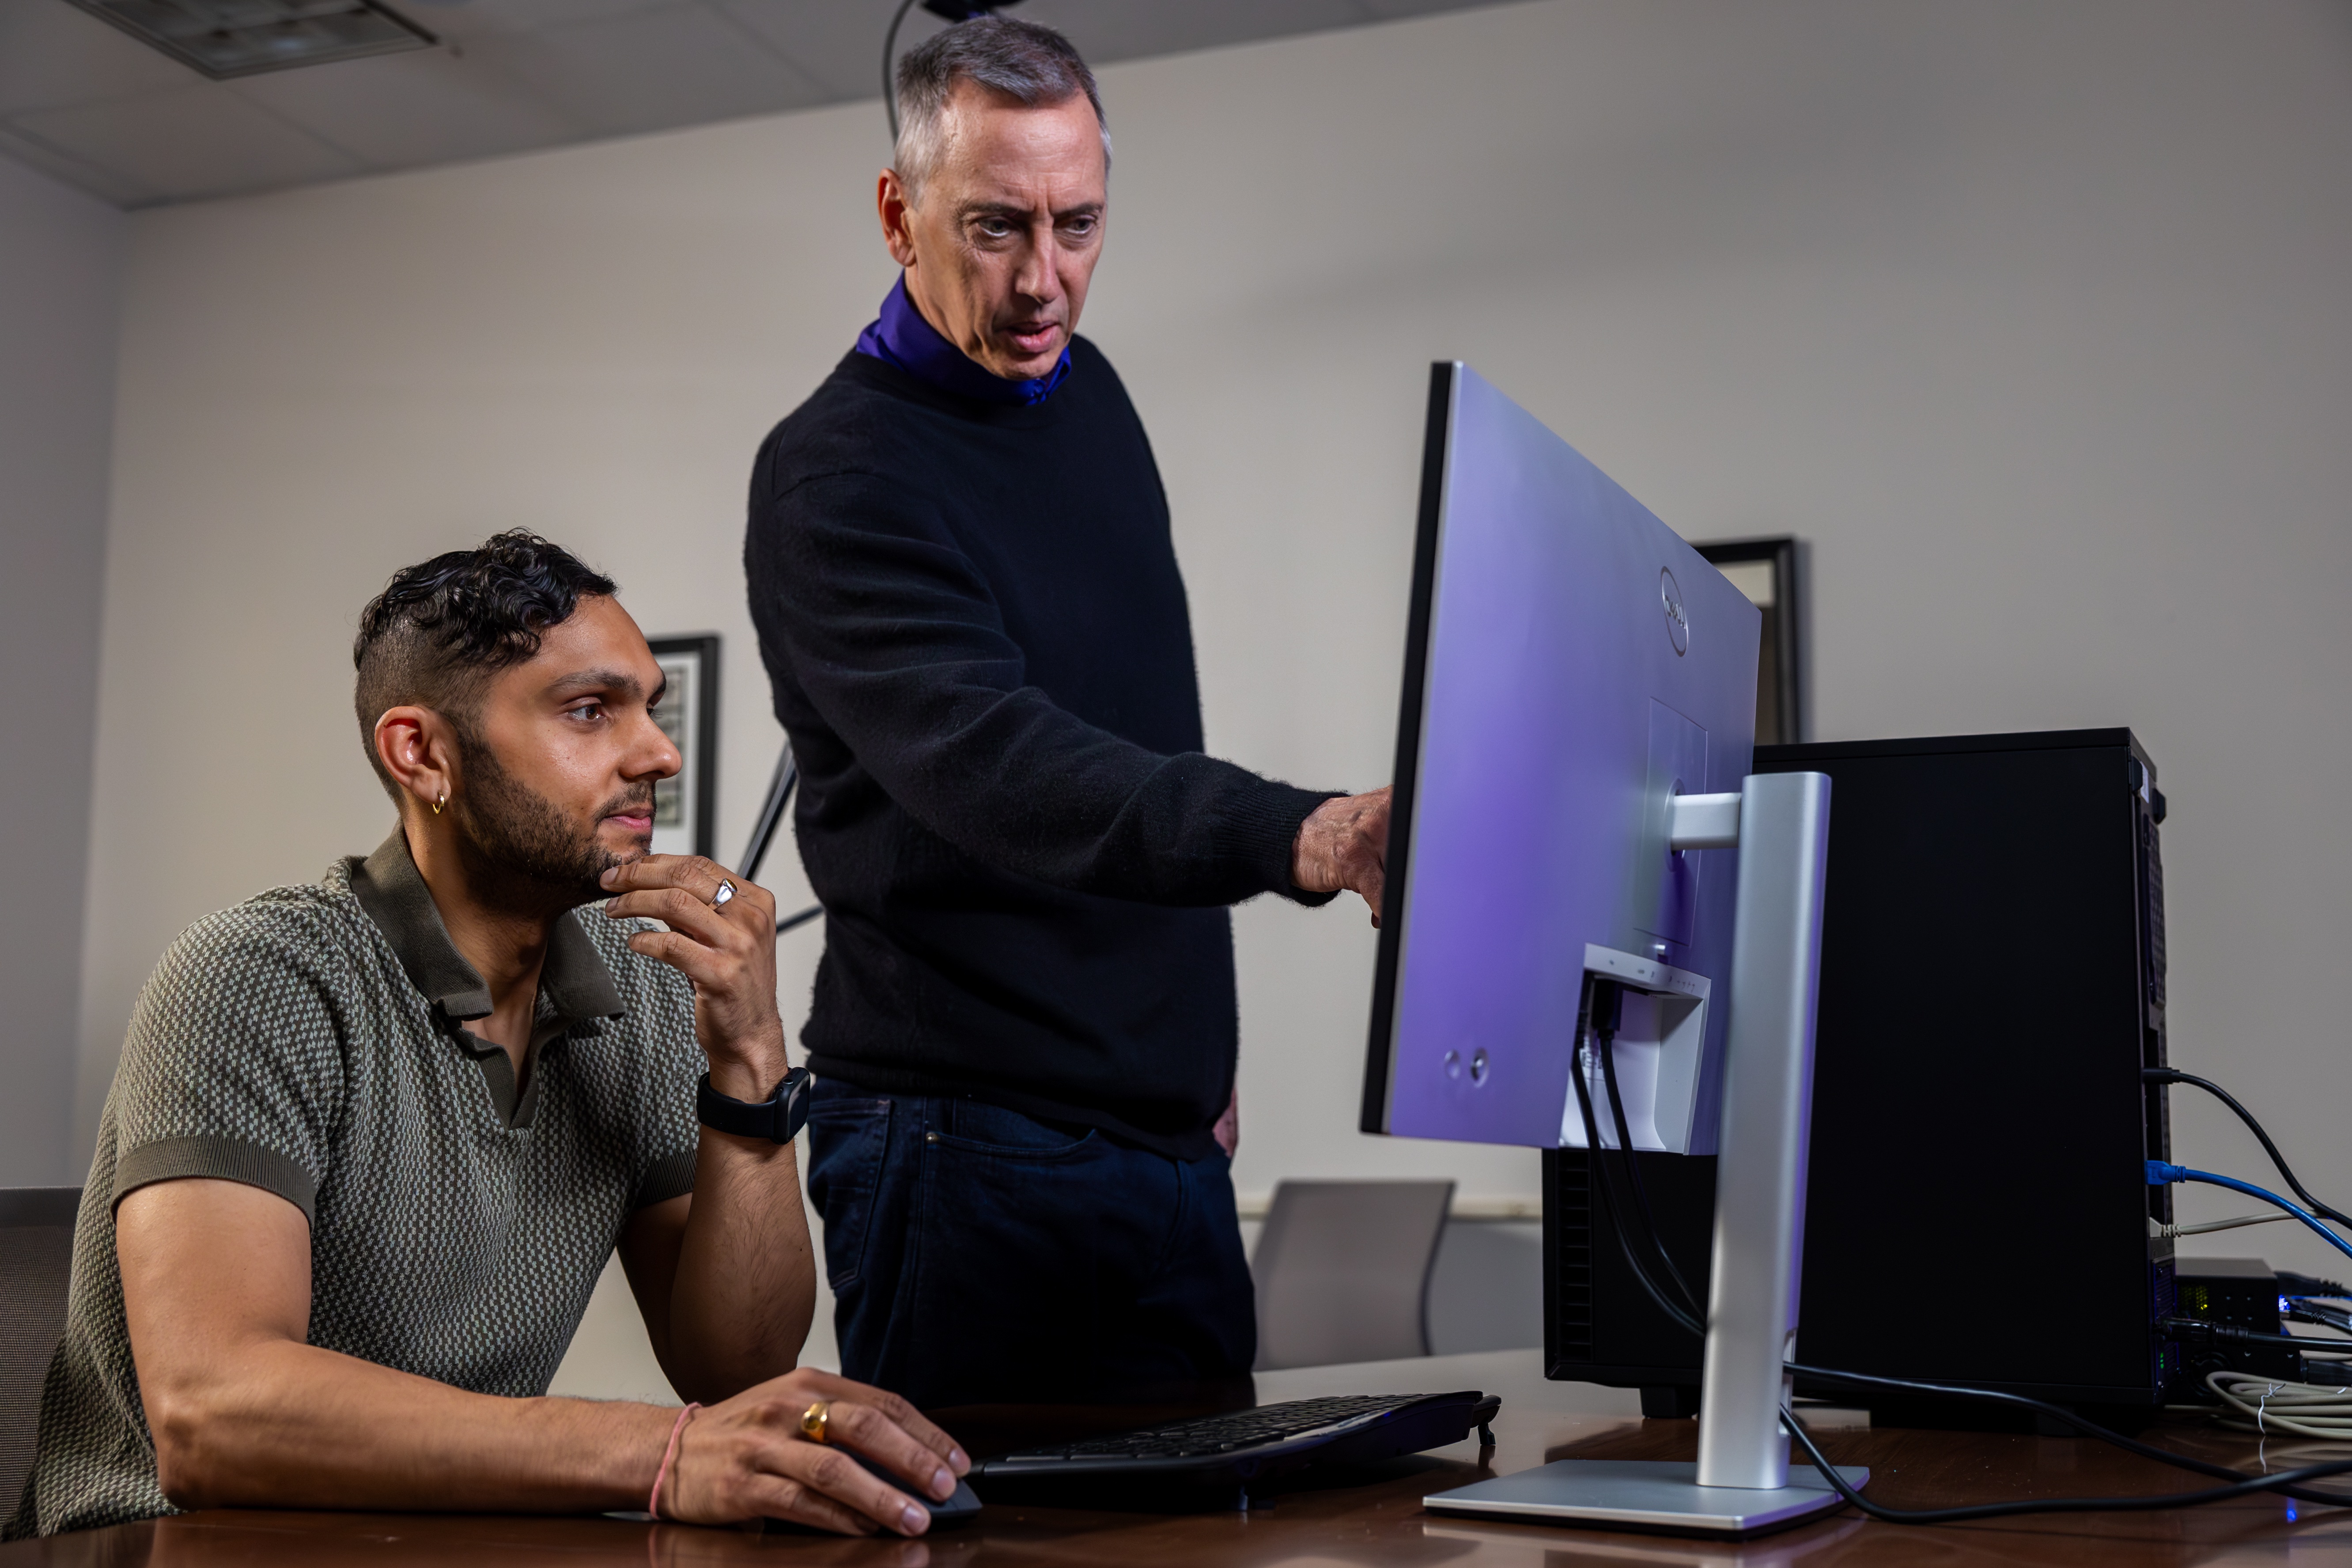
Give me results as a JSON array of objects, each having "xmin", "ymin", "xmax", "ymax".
[
  {"xmin": 1694, "ymin": 537, "xmax": 1806, "ymax": 746},
  {"xmin": 647, "ymin": 635, "xmax": 720, "ymax": 859}
]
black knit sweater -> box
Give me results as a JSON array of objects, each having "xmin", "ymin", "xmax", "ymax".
[{"xmin": 744, "ymin": 341, "xmax": 1336, "ymax": 1157}]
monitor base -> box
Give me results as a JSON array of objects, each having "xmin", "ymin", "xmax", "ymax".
[{"xmin": 1425, "ymin": 1459, "xmax": 1865, "ymax": 1538}]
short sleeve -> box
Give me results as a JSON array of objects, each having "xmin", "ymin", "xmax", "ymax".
[{"xmin": 106, "ymin": 904, "xmax": 348, "ymax": 1226}]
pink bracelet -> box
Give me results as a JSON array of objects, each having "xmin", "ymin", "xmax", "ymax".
[{"xmin": 648, "ymin": 1402, "xmax": 703, "ymax": 1519}]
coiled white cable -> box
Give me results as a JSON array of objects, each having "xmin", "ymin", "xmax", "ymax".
[{"xmin": 2205, "ymin": 1370, "xmax": 2352, "ymax": 1440}]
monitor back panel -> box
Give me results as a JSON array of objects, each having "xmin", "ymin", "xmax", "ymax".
[{"xmin": 1364, "ymin": 362, "xmax": 1757, "ymax": 1151}]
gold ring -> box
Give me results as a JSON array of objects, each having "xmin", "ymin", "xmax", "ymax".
[{"xmin": 799, "ymin": 1400, "xmax": 831, "ymax": 1444}]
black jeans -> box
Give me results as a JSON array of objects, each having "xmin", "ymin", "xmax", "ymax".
[{"xmin": 805, "ymin": 1077, "xmax": 1257, "ymax": 1410}]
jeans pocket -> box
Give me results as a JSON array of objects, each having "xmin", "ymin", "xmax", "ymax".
[
  {"xmin": 930, "ymin": 1099, "xmax": 1098, "ymax": 1160},
  {"xmin": 807, "ymin": 1096, "xmax": 892, "ymax": 1291}
]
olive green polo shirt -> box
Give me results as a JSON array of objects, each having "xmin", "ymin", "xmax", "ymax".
[{"xmin": 7, "ymin": 830, "xmax": 703, "ymax": 1539}]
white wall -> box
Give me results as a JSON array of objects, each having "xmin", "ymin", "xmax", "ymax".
[
  {"xmin": 79, "ymin": 0, "xmax": 2352, "ymax": 1314},
  {"xmin": 0, "ymin": 154, "xmax": 121, "ymax": 1187}
]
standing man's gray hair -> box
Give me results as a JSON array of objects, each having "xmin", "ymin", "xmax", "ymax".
[{"xmin": 893, "ymin": 16, "xmax": 1112, "ymax": 204}]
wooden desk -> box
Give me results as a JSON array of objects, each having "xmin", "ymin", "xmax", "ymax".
[{"xmin": 7, "ymin": 1349, "xmax": 2342, "ymax": 1565}]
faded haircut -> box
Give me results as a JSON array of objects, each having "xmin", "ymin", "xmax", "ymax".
[
  {"xmin": 894, "ymin": 15, "xmax": 1110, "ymax": 204},
  {"xmin": 352, "ymin": 530, "xmax": 617, "ymax": 802}
]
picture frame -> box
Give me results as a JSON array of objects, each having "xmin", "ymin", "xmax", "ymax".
[
  {"xmin": 646, "ymin": 635, "xmax": 720, "ymax": 859},
  {"xmin": 1694, "ymin": 537, "xmax": 1806, "ymax": 746}
]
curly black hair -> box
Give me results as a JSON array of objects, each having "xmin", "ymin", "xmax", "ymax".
[{"xmin": 353, "ymin": 530, "xmax": 618, "ymax": 800}]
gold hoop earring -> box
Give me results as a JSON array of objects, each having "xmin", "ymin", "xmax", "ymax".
[{"xmin": 432, "ymin": 789, "xmax": 447, "ymax": 816}]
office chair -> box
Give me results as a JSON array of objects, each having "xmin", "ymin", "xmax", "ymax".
[
  {"xmin": 1251, "ymin": 1179, "xmax": 1455, "ymax": 1371},
  {"xmin": 0, "ymin": 1187, "xmax": 79, "ymax": 1517}
]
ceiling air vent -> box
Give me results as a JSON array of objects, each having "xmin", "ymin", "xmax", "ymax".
[{"xmin": 64, "ymin": 0, "xmax": 437, "ymax": 80}]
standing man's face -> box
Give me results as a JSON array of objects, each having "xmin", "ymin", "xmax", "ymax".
[{"xmin": 879, "ymin": 83, "xmax": 1108, "ymax": 381}]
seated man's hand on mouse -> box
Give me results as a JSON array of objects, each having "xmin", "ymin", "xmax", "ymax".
[{"xmin": 662, "ymin": 1368, "xmax": 968, "ymax": 1536}]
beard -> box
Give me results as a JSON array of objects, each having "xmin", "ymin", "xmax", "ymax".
[{"xmin": 451, "ymin": 733, "xmax": 650, "ymax": 915}]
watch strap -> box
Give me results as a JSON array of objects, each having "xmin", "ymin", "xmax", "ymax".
[{"xmin": 696, "ymin": 1066, "xmax": 812, "ymax": 1144}]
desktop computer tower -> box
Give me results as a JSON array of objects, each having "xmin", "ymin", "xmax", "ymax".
[{"xmin": 1543, "ymin": 728, "xmax": 2175, "ymax": 1419}]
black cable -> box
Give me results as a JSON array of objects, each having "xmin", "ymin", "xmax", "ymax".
[
  {"xmin": 1576, "ymin": 979, "xmax": 1703, "ymax": 1324},
  {"xmin": 1596, "ymin": 1019, "xmax": 1701, "ymax": 1317},
  {"xmin": 1785, "ymin": 1360, "xmax": 2352, "ymax": 1505},
  {"xmin": 776, "ymin": 903, "xmax": 822, "ymax": 936},
  {"xmin": 2145, "ymin": 1068, "xmax": 2352, "ymax": 1230},
  {"xmin": 1568, "ymin": 1022, "xmax": 1705, "ymax": 1339},
  {"xmin": 1575, "ymin": 1031, "xmax": 2352, "ymax": 1512},
  {"xmin": 882, "ymin": 0, "xmax": 922, "ymax": 142},
  {"xmin": 1782, "ymin": 1401, "xmax": 2352, "ymax": 1524},
  {"xmin": 2284, "ymin": 1303, "xmax": 2352, "ymax": 1338},
  {"xmin": 1577, "ymin": 1059, "xmax": 2352, "ymax": 1506},
  {"xmin": 2280, "ymin": 1271, "xmax": 2352, "ymax": 1301},
  {"xmin": 2168, "ymin": 1315, "xmax": 2349, "ymax": 1353}
]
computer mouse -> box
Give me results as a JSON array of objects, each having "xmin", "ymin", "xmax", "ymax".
[{"xmin": 849, "ymin": 1451, "xmax": 983, "ymax": 1526}]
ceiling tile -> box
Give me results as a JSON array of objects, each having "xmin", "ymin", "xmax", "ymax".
[
  {"xmin": 406, "ymin": 0, "xmax": 676, "ymax": 40},
  {"xmin": 1018, "ymin": 0, "xmax": 1373, "ymax": 67},
  {"xmin": 711, "ymin": 0, "xmax": 898, "ymax": 102},
  {"xmin": 0, "ymin": 0, "xmax": 198, "ymax": 115},
  {"xmin": 0, "ymin": 118, "xmax": 156, "ymax": 203},
  {"xmin": 229, "ymin": 43, "xmax": 581, "ymax": 168},
  {"xmin": 0, "ymin": 0, "xmax": 1517, "ymax": 207},
  {"xmin": 464, "ymin": 2, "xmax": 825, "ymax": 137},
  {"xmin": 12, "ymin": 84, "xmax": 363, "ymax": 202},
  {"xmin": 722, "ymin": 0, "xmax": 1477, "ymax": 122},
  {"xmin": 1353, "ymin": 0, "xmax": 1513, "ymax": 16}
]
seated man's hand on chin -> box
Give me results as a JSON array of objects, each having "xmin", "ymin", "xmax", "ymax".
[{"xmin": 599, "ymin": 852, "xmax": 794, "ymax": 1105}]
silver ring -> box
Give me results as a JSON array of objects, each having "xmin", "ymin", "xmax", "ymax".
[{"xmin": 712, "ymin": 880, "xmax": 737, "ymax": 908}]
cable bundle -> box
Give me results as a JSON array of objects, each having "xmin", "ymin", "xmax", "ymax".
[{"xmin": 1573, "ymin": 1023, "xmax": 2352, "ymax": 1521}]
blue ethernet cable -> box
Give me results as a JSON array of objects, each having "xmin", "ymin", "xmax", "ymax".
[{"xmin": 2147, "ymin": 1161, "xmax": 2352, "ymax": 1266}]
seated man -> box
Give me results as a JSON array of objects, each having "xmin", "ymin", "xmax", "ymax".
[{"xmin": 5, "ymin": 533, "xmax": 963, "ymax": 1541}]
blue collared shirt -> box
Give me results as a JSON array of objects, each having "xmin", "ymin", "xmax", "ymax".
[{"xmin": 852, "ymin": 275, "xmax": 1071, "ymax": 405}]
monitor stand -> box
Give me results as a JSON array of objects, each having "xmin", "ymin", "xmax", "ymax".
[
  {"xmin": 1426, "ymin": 772, "xmax": 1865, "ymax": 1538},
  {"xmin": 1422, "ymin": 1458, "xmax": 1863, "ymax": 1536}
]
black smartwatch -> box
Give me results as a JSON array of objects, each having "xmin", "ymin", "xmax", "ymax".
[{"xmin": 696, "ymin": 1066, "xmax": 813, "ymax": 1144}]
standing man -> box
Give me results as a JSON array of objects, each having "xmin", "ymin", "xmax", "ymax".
[{"xmin": 745, "ymin": 18, "xmax": 1388, "ymax": 1409}]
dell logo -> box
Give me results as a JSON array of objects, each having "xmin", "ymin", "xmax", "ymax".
[{"xmin": 1660, "ymin": 569, "xmax": 1689, "ymax": 655}]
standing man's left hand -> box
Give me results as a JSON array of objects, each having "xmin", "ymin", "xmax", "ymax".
[
  {"xmin": 601, "ymin": 856, "xmax": 790, "ymax": 1100},
  {"xmin": 1293, "ymin": 787, "xmax": 1392, "ymax": 926}
]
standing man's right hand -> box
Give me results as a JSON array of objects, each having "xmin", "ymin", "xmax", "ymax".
[
  {"xmin": 1293, "ymin": 786, "xmax": 1392, "ymax": 924},
  {"xmin": 664, "ymin": 1368, "xmax": 968, "ymax": 1536}
]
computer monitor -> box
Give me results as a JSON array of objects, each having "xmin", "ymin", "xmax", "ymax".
[
  {"xmin": 1365, "ymin": 364, "xmax": 1853, "ymax": 1533},
  {"xmin": 1361, "ymin": 362, "xmax": 1761, "ymax": 1157}
]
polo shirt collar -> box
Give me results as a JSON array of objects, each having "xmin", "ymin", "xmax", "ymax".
[{"xmin": 348, "ymin": 827, "xmax": 626, "ymax": 1031}]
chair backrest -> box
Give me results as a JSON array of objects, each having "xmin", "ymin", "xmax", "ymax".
[
  {"xmin": 1252, "ymin": 1179, "xmax": 1455, "ymax": 1372},
  {"xmin": 0, "ymin": 1188, "xmax": 80, "ymax": 1521}
]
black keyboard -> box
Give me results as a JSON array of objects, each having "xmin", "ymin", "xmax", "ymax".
[{"xmin": 974, "ymin": 1391, "xmax": 1500, "ymax": 1496}]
